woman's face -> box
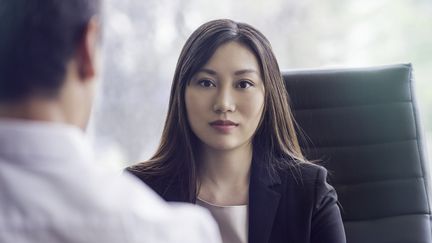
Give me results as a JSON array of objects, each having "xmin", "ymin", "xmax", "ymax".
[{"xmin": 185, "ymin": 41, "xmax": 265, "ymax": 151}]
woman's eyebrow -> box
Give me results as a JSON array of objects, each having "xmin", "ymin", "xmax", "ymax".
[
  {"xmin": 197, "ymin": 68, "xmax": 217, "ymax": 76},
  {"xmin": 197, "ymin": 68, "xmax": 259, "ymax": 76}
]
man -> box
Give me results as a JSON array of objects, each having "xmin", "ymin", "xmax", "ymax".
[{"xmin": 0, "ymin": 1, "xmax": 221, "ymax": 242}]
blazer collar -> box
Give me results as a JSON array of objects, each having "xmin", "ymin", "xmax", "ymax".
[
  {"xmin": 165, "ymin": 154, "xmax": 284, "ymax": 243},
  {"xmin": 248, "ymin": 154, "xmax": 283, "ymax": 243}
]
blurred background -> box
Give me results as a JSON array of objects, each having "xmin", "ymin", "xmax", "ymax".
[{"xmin": 88, "ymin": 0, "xmax": 432, "ymax": 169}]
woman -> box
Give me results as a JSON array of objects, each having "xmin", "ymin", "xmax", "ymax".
[{"xmin": 127, "ymin": 19, "xmax": 346, "ymax": 243}]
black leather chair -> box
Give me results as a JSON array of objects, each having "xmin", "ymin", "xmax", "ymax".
[{"xmin": 283, "ymin": 64, "xmax": 432, "ymax": 243}]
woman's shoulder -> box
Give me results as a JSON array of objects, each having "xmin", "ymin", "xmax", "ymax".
[
  {"xmin": 125, "ymin": 165, "xmax": 150, "ymax": 183},
  {"xmin": 125, "ymin": 165, "xmax": 173, "ymax": 198},
  {"xmin": 126, "ymin": 163, "xmax": 189, "ymax": 202},
  {"xmin": 277, "ymin": 160, "xmax": 330, "ymax": 188}
]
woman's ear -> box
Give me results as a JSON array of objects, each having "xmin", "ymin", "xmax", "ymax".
[{"xmin": 76, "ymin": 17, "xmax": 100, "ymax": 81}]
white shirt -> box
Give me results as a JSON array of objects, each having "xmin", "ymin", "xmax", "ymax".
[
  {"xmin": 0, "ymin": 119, "xmax": 221, "ymax": 243},
  {"xmin": 197, "ymin": 198, "xmax": 248, "ymax": 243}
]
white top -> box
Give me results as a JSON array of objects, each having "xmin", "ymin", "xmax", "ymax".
[
  {"xmin": 0, "ymin": 119, "xmax": 221, "ymax": 243},
  {"xmin": 197, "ymin": 198, "xmax": 248, "ymax": 243}
]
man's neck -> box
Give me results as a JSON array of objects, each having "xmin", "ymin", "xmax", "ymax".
[{"xmin": 0, "ymin": 97, "xmax": 66, "ymax": 123}]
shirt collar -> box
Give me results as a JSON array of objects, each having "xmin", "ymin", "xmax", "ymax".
[{"xmin": 0, "ymin": 118, "xmax": 93, "ymax": 165}]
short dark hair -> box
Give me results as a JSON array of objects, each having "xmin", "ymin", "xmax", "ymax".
[{"xmin": 0, "ymin": 0, "xmax": 101, "ymax": 102}]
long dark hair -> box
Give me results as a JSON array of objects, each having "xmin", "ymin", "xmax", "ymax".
[{"xmin": 129, "ymin": 19, "xmax": 306, "ymax": 202}]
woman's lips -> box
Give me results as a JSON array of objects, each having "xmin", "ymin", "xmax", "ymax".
[{"xmin": 209, "ymin": 120, "xmax": 239, "ymax": 133}]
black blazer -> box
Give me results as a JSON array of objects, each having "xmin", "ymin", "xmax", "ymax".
[{"xmin": 127, "ymin": 158, "xmax": 346, "ymax": 243}]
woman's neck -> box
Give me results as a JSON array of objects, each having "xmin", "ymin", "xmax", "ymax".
[{"xmin": 197, "ymin": 143, "xmax": 253, "ymax": 205}]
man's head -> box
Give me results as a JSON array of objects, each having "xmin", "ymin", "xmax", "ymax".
[{"xmin": 0, "ymin": 0, "xmax": 102, "ymax": 129}]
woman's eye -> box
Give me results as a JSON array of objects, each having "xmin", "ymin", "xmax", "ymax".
[
  {"xmin": 198, "ymin": 79, "xmax": 215, "ymax": 88},
  {"xmin": 237, "ymin": 80, "xmax": 253, "ymax": 89}
]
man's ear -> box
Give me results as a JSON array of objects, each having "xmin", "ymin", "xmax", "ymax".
[{"xmin": 76, "ymin": 17, "xmax": 100, "ymax": 81}]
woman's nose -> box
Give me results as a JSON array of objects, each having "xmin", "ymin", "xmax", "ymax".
[{"xmin": 213, "ymin": 89, "xmax": 236, "ymax": 113}]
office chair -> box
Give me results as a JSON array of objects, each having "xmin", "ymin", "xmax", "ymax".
[{"xmin": 283, "ymin": 64, "xmax": 431, "ymax": 243}]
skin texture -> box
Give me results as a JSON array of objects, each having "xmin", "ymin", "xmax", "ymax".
[
  {"xmin": 185, "ymin": 41, "xmax": 265, "ymax": 205},
  {"xmin": 185, "ymin": 41, "xmax": 265, "ymax": 153}
]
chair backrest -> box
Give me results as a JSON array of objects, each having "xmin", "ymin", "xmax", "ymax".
[{"xmin": 283, "ymin": 64, "xmax": 431, "ymax": 243}]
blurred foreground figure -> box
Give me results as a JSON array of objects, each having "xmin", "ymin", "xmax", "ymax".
[{"xmin": 0, "ymin": 1, "xmax": 221, "ymax": 242}]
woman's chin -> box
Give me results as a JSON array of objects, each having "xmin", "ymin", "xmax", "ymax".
[{"xmin": 201, "ymin": 140, "xmax": 247, "ymax": 152}]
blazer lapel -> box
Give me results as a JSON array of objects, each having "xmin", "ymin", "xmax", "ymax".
[{"xmin": 248, "ymin": 156, "xmax": 282, "ymax": 243}]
